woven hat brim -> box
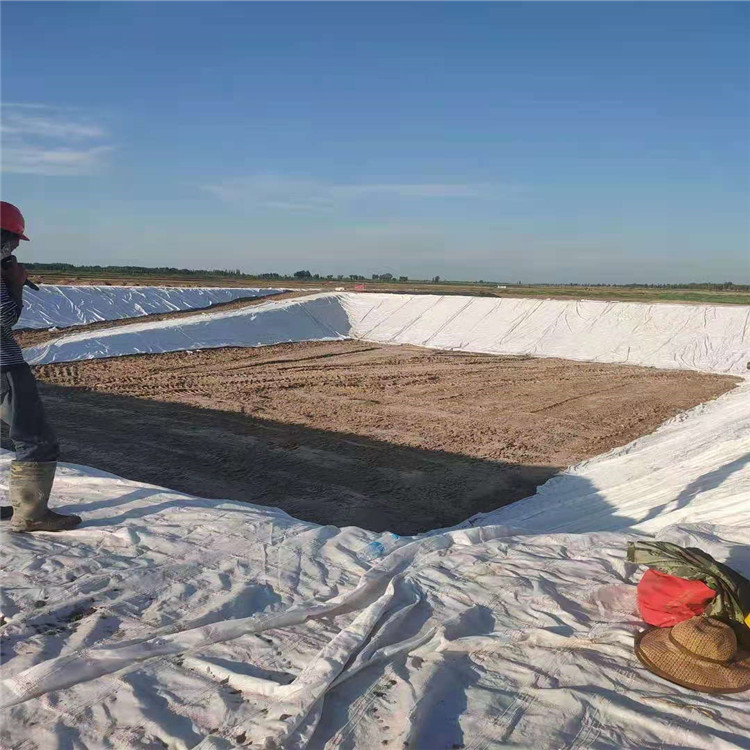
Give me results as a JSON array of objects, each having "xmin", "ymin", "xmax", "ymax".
[{"xmin": 635, "ymin": 628, "xmax": 750, "ymax": 694}]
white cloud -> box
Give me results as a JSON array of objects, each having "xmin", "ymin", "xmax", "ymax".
[
  {"xmin": 203, "ymin": 175, "xmax": 523, "ymax": 213},
  {"xmin": 331, "ymin": 183, "xmax": 491, "ymax": 199},
  {"xmin": 2, "ymin": 146, "xmax": 115, "ymax": 176},
  {"xmin": 204, "ymin": 177, "xmax": 337, "ymax": 212},
  {"xmin": 1, "ymin": 103, "xmax": 113, "ymax": 175},
  {"xmin": 2, "ymin": 116, "xmax": 106, "ymax": 140},
  {"xmin": 1, "ymin": 103, "xmax": 62, "ymax": 111}
]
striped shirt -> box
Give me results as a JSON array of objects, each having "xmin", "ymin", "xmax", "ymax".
[{"xmin": 1, "ymin": 279, "xmax": 25, "ymax": 368}]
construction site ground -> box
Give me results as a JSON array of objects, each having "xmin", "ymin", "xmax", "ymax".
[{"xmin": 14, "ymin": 340, "xmax": 736, "ymax": 534}]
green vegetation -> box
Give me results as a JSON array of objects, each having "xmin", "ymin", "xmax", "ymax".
[
  {"xmin": 25, "ymin": 263, "xmax": 256, "ymax": 279},
  {"xmin": 23, "ymin": 263, "xmax": 750, "ymax": 305}
]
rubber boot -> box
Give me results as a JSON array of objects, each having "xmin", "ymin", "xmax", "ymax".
[{"xmin": 9, "ymin": 461, "xmax": 81, "ymax": 533}]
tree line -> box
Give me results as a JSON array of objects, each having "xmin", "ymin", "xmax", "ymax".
[
  {"xmin": 22, "ymin": 263, "xmax": 748, "ymax": 290},
  {"xmin": 24, "ymin": 263, "xmax": 415, "ymax": 283}
]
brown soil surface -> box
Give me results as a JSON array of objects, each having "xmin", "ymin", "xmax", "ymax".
[
  {"xmin": 13, "ymin": 290, "xmax": 310, "ymax": 349},
  {"xmin": 23, "ymin": 341, "xmax": 738, "ymax": 534}
]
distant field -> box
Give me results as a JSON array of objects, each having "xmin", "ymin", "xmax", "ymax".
[{"xmin": 27, "ymin": 270, "xmax": 750, "ymax": 305}]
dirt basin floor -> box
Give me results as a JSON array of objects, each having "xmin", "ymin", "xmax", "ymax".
[{"xmin": 17, "ymin": 341, "xmax": 738, "ymax": 534}]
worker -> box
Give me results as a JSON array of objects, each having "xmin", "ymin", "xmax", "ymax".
[{"xmin": 0, "ymin": 201, "xmax": 81, "ymax": 531}]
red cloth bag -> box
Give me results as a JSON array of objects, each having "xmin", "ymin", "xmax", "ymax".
[{"xmin": 637, "ymin": 569, "xmax": 716, "ymax": 627}]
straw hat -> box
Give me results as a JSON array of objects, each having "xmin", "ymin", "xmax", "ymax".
[{"xmin": 635, "ymin": 616, "xmax": 750, "ymax": 693}]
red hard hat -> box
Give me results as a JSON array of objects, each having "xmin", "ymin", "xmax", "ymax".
[{"xmin": 0, "ymin": 201, "xmax": 30, "ymax": 240}]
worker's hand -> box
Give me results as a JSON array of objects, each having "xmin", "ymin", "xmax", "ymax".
[{"xmin": 1, "ymin": 257, "xmax": 28, "ymax": 290}]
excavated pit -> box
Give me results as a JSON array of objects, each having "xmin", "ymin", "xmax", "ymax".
[{"xmin": 16, "ymin": 340, "xmax": 738, "ymax": 534}]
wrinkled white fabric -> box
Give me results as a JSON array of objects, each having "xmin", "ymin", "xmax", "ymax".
[
  {"xmin": 16, "ymin": 285, "xmax": 286, "ymax": 330},
  {"xmin": 343, "ymin": 293, "xmax": 750, "ymax": 376},
  {"xmin": 23, "ymin": 294, "xmax": 349, "ymax": 365},
  {"xmin": 1, "ymin": 455, "xmax": 747, "ymax": 748},
  {"xmin": 24, "ymin": 292, "xmax": 750, "ymax": 376},
  {"xmin": 0, "ymin": 454, "xmax": 750, "ymax": 750}
]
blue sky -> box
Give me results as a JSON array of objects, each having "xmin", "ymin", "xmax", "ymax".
[{"xmin": 2, "ymin": 2, "xmax": 748, "ymax": 283}]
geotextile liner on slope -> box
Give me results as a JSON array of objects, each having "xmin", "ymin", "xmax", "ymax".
[
  {"xmin": 16, "ymin": 284, "xmax": 287, "ymax": 330},
  {"xmin": 23, "ymin": 291, "xmax": 750, "ymax": 375},
  {"xmin": 23, "ymin": 293, "xmax": 350, "ymax": 364}
]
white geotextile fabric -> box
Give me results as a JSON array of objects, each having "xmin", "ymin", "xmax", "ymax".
[
  {"xmin": 23, "ymin": 295, "xmax": 350, "ymax": 365},
  {"xmin": 23, "ymin": 292, "xmax": 750, "ymax": 377},
  {"xmin": 1, "ymin": 453, "xmax": 748, "ymax": 749},
  {"xmin": 16, "ymin": 285, "xmax": 287, "ymax": 330},
  {"xmin": 342, "ymin": 293, "xmax": 750, "ymax": 376}
]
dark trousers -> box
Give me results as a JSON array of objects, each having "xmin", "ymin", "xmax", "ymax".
[{"xmin": 0, "ymin": 364, "xmax": 59, "ymax": 463}]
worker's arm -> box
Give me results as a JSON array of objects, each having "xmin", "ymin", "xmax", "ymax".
[{"xmin": 0, "ymin": 269, "xmax": 25, "ymax": 329}]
